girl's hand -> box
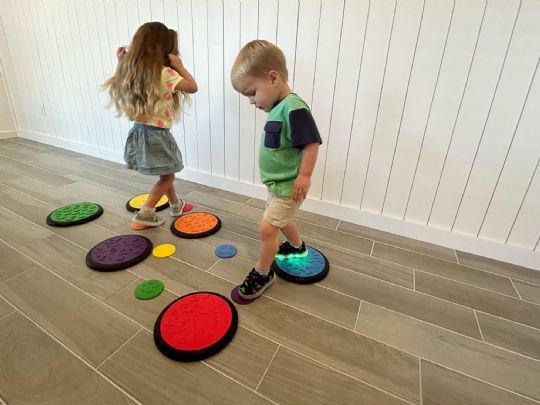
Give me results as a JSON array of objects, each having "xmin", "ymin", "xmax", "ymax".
[
  {"xmin": 168, "ymin": 53, "xmax": 184, "ymax": 69},
  {"xmin": 116, "ymin": 46, "xmax": 127, "ymax": 60}
]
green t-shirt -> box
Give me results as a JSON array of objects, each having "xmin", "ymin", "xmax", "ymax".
[{"xmin": 259, "ymin": 93, "xmax": 322, "ymax": 197}]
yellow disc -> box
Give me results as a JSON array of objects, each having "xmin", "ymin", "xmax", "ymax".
[
  {"xmin": 152, "ymin": 244, "xmax": 176, "ymax": 258},
  {"xmin": 129, "ymin": 194, "xmax": 169, "ymax": 210}
]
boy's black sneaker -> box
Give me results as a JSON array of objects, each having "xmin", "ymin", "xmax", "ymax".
[
  {"xmin": 238, "ymin": 268, "xmax": 275, "ymax": 299},
  {"xmin": 276, "ymin": 241, "xmax": 307, "ymax": 259}
]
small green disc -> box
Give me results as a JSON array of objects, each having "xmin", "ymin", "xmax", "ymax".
[{"xmin": 134, "ymin": 279, "xmax": 165, "ymax": 300}]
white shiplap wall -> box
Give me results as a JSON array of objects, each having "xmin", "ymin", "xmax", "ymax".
[
  {"xmin": 0, "ymin": 0, "xmax": 538, "ymax": 269},
  {"xmin": 0, "ymin": 18, "xmax": 15, "ymax": 137}
]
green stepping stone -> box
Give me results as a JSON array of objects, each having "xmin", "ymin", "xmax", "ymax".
[
  {"xmin": 134, "ymin": 279, "xmax": 164, "ymax": 300},
  {"xmin": 46, "ymin": 202, "xmax": 104, "ymax": 227}
]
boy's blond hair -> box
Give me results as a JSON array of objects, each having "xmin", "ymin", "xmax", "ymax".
[{"xmin": 231, "ymin": 40, "xmax": 288, "ymax": 92}]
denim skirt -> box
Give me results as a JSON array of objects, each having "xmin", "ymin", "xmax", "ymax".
[{"xmin": 124, "ymin": 123, "xmax": 184, "ymax": 176}]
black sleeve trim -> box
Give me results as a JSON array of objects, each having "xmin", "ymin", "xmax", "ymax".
[{"xmin": 289, "ymin": 108, "xmax": 322, "ymax": 148}]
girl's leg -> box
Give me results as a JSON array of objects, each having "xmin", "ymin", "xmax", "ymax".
[
  {"xmin": 143, "ymin": 174, "xmax": 175, "ymax": 209},
  {"xmin": 165, "ymin": 177, "xmax": 179, "ymax": 205}
]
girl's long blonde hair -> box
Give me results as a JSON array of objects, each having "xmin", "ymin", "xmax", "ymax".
[{"xmin": 103, "ymin": 22, "xmax": 189, "ymax": 122}]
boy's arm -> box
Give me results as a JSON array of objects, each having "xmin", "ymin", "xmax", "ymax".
[{"xmin": 293, "ymin": 142, "xmax": 319, "ymax": 203}]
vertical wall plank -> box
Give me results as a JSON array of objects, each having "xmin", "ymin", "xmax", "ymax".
[
  {"xmin": 340, "ymin": 0, "xmax": 397, "ymax": 208},
  {"xmin": 276, "ymin": 0, "xmax": 299, "ymax": 87},
  {"xmin": 254, "ymin": 0, "xmax": 279, "ymax": 185},
  {"xmin": 238, "ymin": 0, "xmax": 257, "ymax": 183},
  {"xmin": 192, "ymin": 0, "xmax": 211, "ymax": 173},
  {"xmin": 361, "ymin": 0, "xmax": 425, "ymax": 213},
  {"xmin": 207, "ymin": 0, "xmax": 225, "ymax": 177},
  {"xmin": 428, "ymin": 0, "xmax": 521, "ymax": 230},
  {"xmin": 320, "ymin": 0, "xmax": 369, "ymax": 204},
  {"xmin": 404, "ymin": 0, "xmax": 485, "ymax": 225},
  {"xmin": 507, "ymin": 161, "xmax": 540, "ymax": 250},
  {"xmin": 382, "ymin": 0, "xmax": 454, "ymax": 218},
  {"xmin": 309, "ymin": 0, "xmax": 344, "ymax": 199},
  {"xmin": 163, "ymin": 0, "xmax": 187, "ymax": 158},
  {"xmin": 453, "ymin": 1, "xmax": 540, "ymax": 236},
  {"xmin": 479, "ymin": 57, "xmax": 540, "ymax": 243},
  {"xmin": 291, "ymin": 0, "xmax": 320, "ymax": 107},
  {"xmin": 223, "ymin": 0, "xmax": 240, "ymax": 180},
  {"xmin": 178, "ymin": 0, "xmax": 198, "ymax": 170}
]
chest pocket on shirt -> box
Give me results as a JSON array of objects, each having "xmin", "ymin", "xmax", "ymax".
[{"xmin": 264, "ymin": 121, "xmax": 282, "ymax": 149}]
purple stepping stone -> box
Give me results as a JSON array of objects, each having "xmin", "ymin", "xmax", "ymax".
[
  {"xmin": 86, "ymin": 235, "xmax": 153, "ymax": 271},
  {"xmin": 230, "ymin": 286, "xmax": 258, "ymax": 305}
]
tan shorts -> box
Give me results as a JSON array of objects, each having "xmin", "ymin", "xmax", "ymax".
[{"xmin": 263, "ymin": 192, "xmax": 303, "ymax": 228}]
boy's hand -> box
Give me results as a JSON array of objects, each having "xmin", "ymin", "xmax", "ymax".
[
  {"xmin": 293, "ymin": 174, "xmax": 311, "ymax": 203},
  {"xmin": 116, "ymin": 46, "xmax": 127, "ymax": 60}
]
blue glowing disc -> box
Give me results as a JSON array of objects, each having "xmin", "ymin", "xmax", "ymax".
[{"xmin": 272, "ymin": 246, "xmax": 329, "ymax": 284}]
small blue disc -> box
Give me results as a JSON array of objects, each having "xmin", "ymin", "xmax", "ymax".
[
  {"xmin": 215, "ymin": 244, "xmax": 238, "ymax": 259},
  {"xmin": 272, "ymin": 246, "xmax": 329, "ymax": 284}
]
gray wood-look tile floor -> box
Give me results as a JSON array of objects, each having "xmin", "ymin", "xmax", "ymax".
[{"xmin": 0, "ymin": 137, "xmax": 539, "ymax": 405}]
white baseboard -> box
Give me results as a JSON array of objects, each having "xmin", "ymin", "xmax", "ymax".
[
  {"xmin": 17, "ymin": 129, "xmax": 540, "ymax": 270},
  {"xmin": 0, "ymin": 130, "xmax": 17, "ymax": 139}
]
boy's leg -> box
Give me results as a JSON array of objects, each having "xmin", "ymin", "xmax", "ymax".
[
  {"xmin": 256, "ymin": 219, "xmax": 280, "ymax": 271},
  {"xmin": 238, "ymin": 218, "xmax": 279, "ymax": 299},
  {"xmin": 280, "ymin": 220, "xmax": 302, "ymax": 247}
]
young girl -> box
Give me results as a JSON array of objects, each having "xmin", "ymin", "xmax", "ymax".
[{"xmin": 103, "ymin": 22, "xmax": 198, "ymax": 226}]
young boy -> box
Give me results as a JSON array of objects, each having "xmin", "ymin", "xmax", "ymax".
[{"xmin": 231, "ymin": 40, "xmax": 322, "ymax": 299}]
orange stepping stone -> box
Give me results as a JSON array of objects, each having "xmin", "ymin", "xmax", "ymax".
[{"xmin": 170, "ymin": 212, "xmax": 221, "ymax": 239}]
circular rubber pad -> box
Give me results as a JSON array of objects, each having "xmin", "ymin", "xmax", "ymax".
[
  {"xmin": 154, "ymin": 292, "xmax": 238, "ymax": 361},
  {"xmin": 46, "ymin": 202, "xmax": 103, "ymax": 227},
  {"xmin": 126, "ymin": 194, "xmax": 169, "ymax": 212},
  {"xmin": 86, "ymin": 235, "xmax": 153, "ymax": 271},
  {"xmin": 135, "ymin": 279, "xmax": 164, "ymax": 300},
  {"xmin": 171, "ymin": 212, "xmax": 221, "ymax": 239},
  {"xmin": 272, "ymin": 246, "xmax": 329, "ymax": 284},
  {"xmin": 153, "ymin": 244, "xmax": 176, "ymax": 258},
  {"xmin": 230, "ymin": 286, "xmax": 257, "ymax": 305},
  {"xmin": 215, "ymin": 244, "xmax": 237, "ymax": 258}
]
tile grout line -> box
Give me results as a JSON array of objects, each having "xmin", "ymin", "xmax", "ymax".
[
  {"xmin": 255, "ymin": 344, "xmax": 280, "ymax": 391},
  {"xmin": 354, "ymin": 300, "xmax": 363, "ymax": 331},
  {"xmin": 373, "ymin": 241, "xmax": 540, "ymax": 286},
  {"xmin": 418, "ymin": 358, "xmax": 423, "ymax": 405},
  {"xmin": 454, "ymin": 249, "xmax": 459, "ymax": 264},
  {"xmin": 413, "ymin": 269, "xmax": 416, "ymax": 291},
  {"xmin": 96, "ymin": 328, "xmax": 143, "ymax": 369},
  {"xmin": 370, "ymin": 240, "xmax": 374, "ymax": 256},
  {"xmin": 205, "ymin": 258, "xmax": 222, "ymax": 273},
  {"xmin": 242, "ymin": 326, "xmax": 416, "ymax": 405},
  {"xmin": 420, "ymin": 356, "xmax": 540, "ymax": 404},
  {"xmin": 474, "ymin": 310, "xmax": 485, "ymax": 342},
  {"xmin": 353, "ymin": 300, "xmax": 540, "ymax": 364},
  {"xmin": 201, "ymin": 360, "xmax": 281, "ymax": 405},
  {"xmin": 510, "ymin": 278, "xmax": 523, "ymax": 300},
  {"xmin": 3, "ymin": 309, "xmax": 145, "ymax": 405},
  {"xmin": 335, "ymin": 219, "xmax": 341, "ymax": 231}
]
